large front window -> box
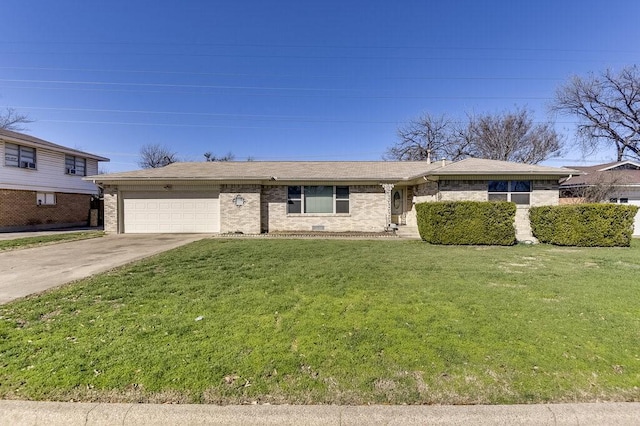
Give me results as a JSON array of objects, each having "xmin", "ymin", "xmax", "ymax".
[
  {"xmin": 287, "ymin": 186, "xmax": 350, "ymax": 214},
  {"xmin": 488, "ymin": 180, "xmax": 531, "ymax": 205}
]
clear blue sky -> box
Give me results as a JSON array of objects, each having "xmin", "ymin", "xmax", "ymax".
[{"xmin": 1, "ymin": 0, "xmax": 638, "ymax": 172}]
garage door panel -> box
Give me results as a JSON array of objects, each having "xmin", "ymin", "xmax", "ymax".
[{"xmin": 123, "ymin": 191, "xmax": 220, "ymax": 233}]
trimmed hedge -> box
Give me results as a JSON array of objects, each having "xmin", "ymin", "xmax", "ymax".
[
  {"xmin": 529, "ymin": 204, "xmax": 638, "ymax": 247},
  {"xmin": 416, "ymin": 201, "xmax": 516, "ymax": 245}
]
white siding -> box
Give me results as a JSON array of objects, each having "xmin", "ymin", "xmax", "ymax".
[{"xmin": 0, "ymin": 142, "xmax": 101, "ymax": 194}]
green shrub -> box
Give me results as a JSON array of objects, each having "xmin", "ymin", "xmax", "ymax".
[
  {"xmin": 416, "ymin": 201, "xmax": 516, "ymax": 245},
  {"xmin": 529, "ymin": 204, "xmax": 638, "ymax": 247}
]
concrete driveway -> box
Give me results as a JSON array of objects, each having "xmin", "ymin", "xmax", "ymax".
[{"xmin": 0, "ymin": 234, "xmax": 208, "ymax": 304}]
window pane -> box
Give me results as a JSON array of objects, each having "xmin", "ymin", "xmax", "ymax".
[
  {"xmin": 336, "ymin": 200, "xmax": 349, "ymax": 213},
  {"xmin": 511, "ymin": 194, "xmax": 530, "ymax": 205},
  {"xmin": 511, "ymin": 181, "xmax": 531, "ymax": 192},
  {"xmin": 4, "ymin": 143, "xmax": 19, "ymax": 166},
  {"xmin": 288, "ymin": 186, "xmax": 301, "ymax": 198},
  {"xmin": 488, "ymin": 193, "xmax": 508, "ymax": 201},
  {"xmin": 287, "ymin": 199, "xmax": 301, "ymax": 213},
  {"xmin": 20, "ymin": 146, "xmax": 35, "ymax": 163},
  {"xmin": 488, "ymin": 181, "xmax": 508, "ymax": 192},
  {"xmin": 65, "ymin": 155, "xmax": 75, "ymax": 169},
  {"xmin": 336, "ymin": 186, "xmax": 349, "ymax": 199},
  {"xmin": 304, "ymin": 186, "xmax": 333, "ymax": 213},
  {"xmin": 76, "ymin": 158, "xmax": 86, "ymax": 176}
]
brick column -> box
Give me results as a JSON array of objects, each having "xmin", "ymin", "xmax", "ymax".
[
  {"xmin": 103, "ymin": 186, "xmax": 119, "ymax": 233},
  {"xmin": 381, "ymin": 183, "xmax": 394, "ymax": 227}
]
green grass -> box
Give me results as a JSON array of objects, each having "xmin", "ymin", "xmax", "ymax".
[
  {"xmin": 0, "ymin": 231, "xmax": 105, "ymax": 251},
  {"xmin": 1, "ymin": 239, "xmax": 639, "ymax": 404}
]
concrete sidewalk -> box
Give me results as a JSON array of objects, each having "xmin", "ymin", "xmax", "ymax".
[{"xmin": 1, "ymin": 401, "xmax": 640, "ymax": 425}]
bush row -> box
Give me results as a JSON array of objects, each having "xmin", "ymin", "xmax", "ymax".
[
  {"xmin": 529, "ymin": 204, "xmax": 638, "ymax": 247},
  {"xmin": 415, "ymin": 201, "xmax": 516, "ymax": 245}
]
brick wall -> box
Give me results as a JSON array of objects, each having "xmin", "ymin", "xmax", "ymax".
[
  {"xmin": 406, "ymin": 182, "xmax": 438, "ymax": 226},
  {"xmin": 531, "ymin": 180, "xmax": 560, "ymax": 206},
  {"xmin": 262, "ymin": 185, "xmax": 387, "ymax": 232},
  {"xmin": 219, "ymin": 184, "xmax": 261, "ymax": 234},
  {"xmin": 438, "ymin": 180, "xmax": 488, "ymax": 202},
  {"xmin": 103, "ymin": 187, "xmax": 118, "ymax": 233},
  {"xmin": 0, "ymin": 189, "xmax": 90, "ymax": 231}
]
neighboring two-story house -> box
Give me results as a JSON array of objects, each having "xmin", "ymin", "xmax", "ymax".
[{"xmin": 1, "ymin": 128, "xmax": 109, "ymax": 232}]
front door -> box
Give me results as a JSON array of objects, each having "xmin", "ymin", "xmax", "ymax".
[{"xmin": 391, "ymin": 188, "xmax": 403, "ymax": 224}]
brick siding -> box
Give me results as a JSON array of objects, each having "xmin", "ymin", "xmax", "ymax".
[
  {"xmin": 262, "ymin": 185, "xmax": 387, "ymax": 232},
  {"xmin": 0, "ymin": 189, "xmax": 90, "ymax": 231},
  {"xmin": 219, "ymin": 184, "xmax": 261, "ymax": 234},
  {"xmin": 103, "ymin": 187, "xmax": 118, "ymax": 233}
]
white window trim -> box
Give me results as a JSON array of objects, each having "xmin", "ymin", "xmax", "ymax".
[
  {"xmin": 287, "ymin": 185, "xmax": 350, "ymax": 215},
  {"xmin": 36, "ymin": 192, "xmax": 56, "ymax": 206}
]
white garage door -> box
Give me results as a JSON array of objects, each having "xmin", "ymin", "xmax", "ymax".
[{"xmin": 123, "ymin": 192, "xmax": 220, "ymax": 233}]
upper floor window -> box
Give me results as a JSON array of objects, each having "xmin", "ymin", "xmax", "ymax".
[
  {"xmin": 488, "ymin": 180, "xmax": 531, "ymax": 205},
  {"xmin": 65, "ymin": 155, "xmax": 86, "ymax": 176},
  {"xmin": 287, "ymin": 186, "xmax": 350, "ymax": 214},
  {"xmin": 4, "ymin": 143, "xmax": 36, "ymax": 169}
]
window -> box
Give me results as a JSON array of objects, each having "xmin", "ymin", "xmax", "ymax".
[
  {"xmin": 287, "ymin": 186, "xmax": 350, "ymax": 214},
  {"xmin": 488, "ymin": 180, "xmax": 531, "ymax": 205},
  {"xmin": 611, "ymin": 198, "xmax": 629, "ymax": 204},
  {"xmin": 36, "ymin": 192, "xmax": 56, "ymax": 205},
  {"xmin": 4, "ymin": 143, "xmax": 36, "ymax": 168},
  {"xmin": 65, "ymin": 155, "xmax": 86, "ymax": 176}
]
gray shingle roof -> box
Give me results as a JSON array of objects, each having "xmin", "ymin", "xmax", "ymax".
[
  {"xmin": 89, "ymin": 158, "xmax": 577, "ymax": 183},
  {"xmin": 430, "ymin": 158, "xmax": 579, "ymax": 176},
  {"xmin": 560, "ymin": 161, "xmax": 640, "ymax": 187},
  {"xmin": 0, "ymin": 128, "xmax": 109, "ymax": 162},
  {"xmin": 89, "ymin": 161, "xmax": 445, "ymax": 182}
]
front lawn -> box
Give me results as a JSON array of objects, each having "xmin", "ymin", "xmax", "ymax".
[{"xmin": 1, "ymin": 239, "xmax": 639, "ymax": 404}]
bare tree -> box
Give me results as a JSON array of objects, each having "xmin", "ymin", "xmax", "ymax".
[
  {"xmin": 562, "ymin": 173, "xmax": 631, "ymax": 203},
  {"xmin": 384, "ymin": 114, "xmax": 465, "ymax": 162},
  {"xmin": 552, "ymin": 66, "xmax": 640, "ymax": 161},
  {"xmin": 138, "ymin": 144, "xmax": 178, "ymax": 168},
  {"xmin": 204, "ymin": 151, "xmax": 234, "ymax": 162},
  {"xmin": 386, "ymin": 108, "xmax": 562, "ymax": 164},
  {"xmin": 465, "ymin": 108, "xmax": 563, "ymax": 164},
  {"xmin": 0, "ymin": 107, "xmax": 33, "ymax": 131}
]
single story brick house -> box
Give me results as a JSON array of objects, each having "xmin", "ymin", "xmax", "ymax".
[
  {"xmin": 1, "ymin": 128, "xmax": 109, "ymax": 232},
  {"xmin": 88, "ymin": 159, "xmax": 577, "ymax": 237}
]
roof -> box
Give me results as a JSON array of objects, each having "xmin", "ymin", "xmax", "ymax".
[
  {"xmin": 0, "ymin": 128, "xmax": 109, "ymax": 162},
  {"xmin": 428, "ymin": 158, "xmax": 580, "ymax": 176},
  {"xmin": 560, "ymin": 160, "xmax": 640, "ymax": 187},
  {"xmin": 88, "ymin": 158, "xmax": 576, "ymax": 184},
  {"xmin": 88, "ymin": 161, "xmax": 445, "ymax": 182}
]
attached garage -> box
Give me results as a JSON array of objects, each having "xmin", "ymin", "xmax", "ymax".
[{"xmin": 122, "ymin": 191, "xmax": 220, "ymax": 233}]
